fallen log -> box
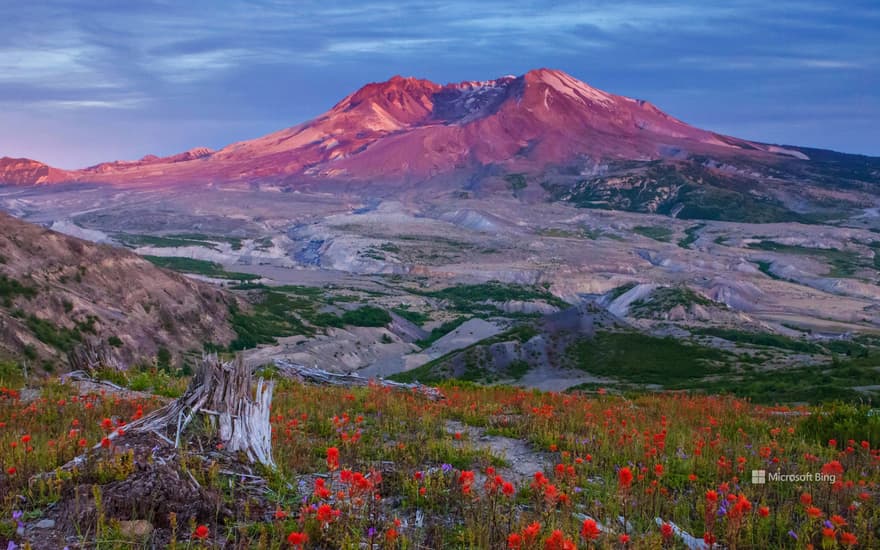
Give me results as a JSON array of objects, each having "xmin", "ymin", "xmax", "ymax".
[{"xmin": 273, "ymin": 359, "xmax": 444, "ymax": 401}]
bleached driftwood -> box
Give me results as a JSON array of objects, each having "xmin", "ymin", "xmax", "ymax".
[
  {"xmin": 273, "ymin": 359, "xmax": 444, "ymax": 401},
  {"xmin": 61, "ymin": 369, "xmax": 125, "ymax": 391}
]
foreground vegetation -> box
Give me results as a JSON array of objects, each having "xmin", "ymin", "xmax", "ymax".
[{"xmin": 2, "ymin": 371, "xmax": 876, "ymax": 549}]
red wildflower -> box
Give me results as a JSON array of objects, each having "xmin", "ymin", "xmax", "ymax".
[
  {"xmin": 507, "ymin": 533, "xmax": 522, "ymax": 549},
  {"xmin": 544, "ymin": 529, "xmax": 574, "ymax": 550},
  {"xmin": 618, "ymin": 466, "xmax": 633, "ymax": 489},
  {"xmin": 800, "ymin": 492, "xmax": 813, "ymax": 506},
  {"xmin": 822, "ymin": 527, "xmax": 836, "ymax": 539},
  {"xmin": 316, "ymin": 504, "xmax": 337, "ymax": 524},
  {"xmin": 6, "ymin": 467, "xmax": 15, "ymax": 475},
  {"xmin": 287, "ymin": 531, "xmax": 307, "ymax": 548},
  {"xmin": 660, "ymin": 522, "xmax": 674, "ymax": 540},
  {"xmin": 619, "ymin": 533, "xmax": 630, "ymax": 545},
  {"xmin": 705, "ymin": 490, "xmax": 718, "ymax": 503},
  {"xmin": 840, "ymin": 532, "xmax": 858, "ymax": 546},
  {"xmin": 758, "ymin": 506, "xmax": 770, "ymax": 517},
  {"xmin": 806, "ymin": 506, "xmax": 823, "ymax": 518},
  {"xmin": 502, "ymin": 481, "xmax": 515, "ymax": 497},
  {"xmin": 101, "ymin": 437, "xmax": 111, "ymax": 448},
  {"xmin": 830, "ymin": 514, "xmax": 847, "ymax": 527},
  {"xmin": 385, "ymin": 528, "xmax": 398, "ymax": 542},
  {"xmin": 326, "ymin": 447, "xmax": 339, "ymax": 471},
  {"xmin": 193, "ymin": 525, "xmax": 209, "ymax": 539},
  {"xmin": 821, "ymin": 460, "xmax": 844, "ymax": 477},
  {"xmin": 581, "ymin": 518, "xmax": 600, "ymax": 540},
  {"xmin": 523, "ymin": 522, "xmax": 541, "ymax": 543}
]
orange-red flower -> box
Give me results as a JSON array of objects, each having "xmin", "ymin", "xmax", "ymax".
[
  {"xmin": 618, "ymin": 466, "xmax": 633, "ymax": 489},
  {"xmin": 326, "ymin": 447, "xmax": 339, "ymax": 471},
  {"xmin": 287, "ymin": 531, "xmax": 307, "ymax": 548},
  {"xmin": 193, "ymin": 525, "xmax": 209, "ymax": 539},
  {"xmin": 581, "ymin": 518, "xmax": 600, "ymax": 540}
]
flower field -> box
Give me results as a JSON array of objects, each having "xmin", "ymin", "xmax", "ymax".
[{"xmin": 1, "ymin": 378, "xmax": 878, "ymax": 549}]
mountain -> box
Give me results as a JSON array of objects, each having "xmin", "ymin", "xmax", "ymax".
[
  {"xmin": 0, "ymin": 212, "xmax": 236, "ymax": 369},
  {"xmin": 0, "ymin": 157, "xmax": 71, "ymax": 186},
  {"xmin": 2, "ymin": 68, "xmax": 878, "ymax": 222}
]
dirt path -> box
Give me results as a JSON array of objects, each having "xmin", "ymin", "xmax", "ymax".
[{"xmin": 445, "ymin": 420, "xmax": 550, "ymax": 484}]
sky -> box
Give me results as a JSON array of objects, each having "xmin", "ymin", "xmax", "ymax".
[{"xmin": 0, "ymin": 0, "xmax": 877, "ymax": 168}]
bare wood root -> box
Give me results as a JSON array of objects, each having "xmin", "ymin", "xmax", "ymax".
[{"xmin": 273, "ymin": 359, "xmax": 444, "ymax": 401}]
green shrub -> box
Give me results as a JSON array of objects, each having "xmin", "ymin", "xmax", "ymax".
[
  {"xmin": 340, "ymin": 306, "xmax": 392, "ymax": 327},
  {"xmin": 801, "ymin": 402, "xmax": 880, "ymax": 447}
]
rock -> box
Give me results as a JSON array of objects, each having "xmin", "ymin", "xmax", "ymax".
[
  {"xmin": 118, "ymin": 520, "xmax": 154, "ymax": 538},
  {"xmin": 35, "ymin": 519, "xmax": 55, "ymax": 529}
]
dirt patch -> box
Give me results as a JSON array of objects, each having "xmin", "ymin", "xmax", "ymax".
[{"xmin": 445, "ymin": 420, "xmax": 550, "ymax": 484}]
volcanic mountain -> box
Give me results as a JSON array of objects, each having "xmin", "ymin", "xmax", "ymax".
[
  {"xmin": 0, "ymin": 69, "xmax": 810, "ymax": 186},
  {"xmin": 2, "ymin": 68, "xmax": 878, "ymax": 221}
]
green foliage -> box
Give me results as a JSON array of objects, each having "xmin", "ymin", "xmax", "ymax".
[
  {"xmin": 107, "ymin": 335, "xmax": 123, "ymax": 348},
  {"xmin": 228, "ymin": 293, "xmax": 315, "ymax": 351},
  {"xmin": 0, "ymin": 359, "xmax": 23, "ymax": 385},
  {"xmin": 422, "ymin": 281, "xmax": 568, "ymax": 315},
  {"xmin": 156, "ymin": 346, "xmax": 172, "ymax": 369},
  {"xmin": 142, "ymin": 256, "xmax": 259, "ymax": 281},
  {"xmin": 116, "ymin": 232, "xmax": 244, "ymax": 251},
  {"xmin": 692, "ymin": 327, "xmax": 822, "ymax": 353},
  {"xmin": 606, "ymin": 282, "xmax": 637, "ymax": 301},
  {"xmin": 629, "ymin": 286, "xmax": 716, "ymax": 318},
  {"xmin": 25, "ymin": 314, "xmax": 82, "ymax": 352},
  {"xmin": 632, "ymin": 225, "xmax": 673, "ymax": 242},
  {"xmin": 507, "ymin": 359, "xmax": 531, "ymax": 380},
  {"xmin": 504, "ymin": 173, "xmax": 527, "ymax": 194},
  {"xmin": 391, "ymin": 307, "xmax": 430, "ymax": 326},
  {"xmin": 747, "ymin": 241, "xmax": 868, "ymax": 278},
  {"xmin": 0, "ymin": 274, "xmax": 37, "ymax": 302},
  {"xmin": 566, "ymin": 331, "xmax": 731, "ymax": 385},
  {"xmin": 340, "ymin": 306, "xmax": 392, "ymax": 327},
  {"xmin": 801, "ymin": 402, "xmax": 880, "ymax": 446},
  {"xmin": 415, "ymin": 317, "xmax": 470, "ymax": 348},
  {"xmin": 752, "ymin": 260, "xmax": 785, "ymax": 280},
  {"xmin": 677, "ymin": 223, "xmax": 705, "ymax": 249}
]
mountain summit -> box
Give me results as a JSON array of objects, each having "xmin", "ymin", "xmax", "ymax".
[{"xmin": 0, "ymin": 68, "xmax": 825, "ymax": 188}]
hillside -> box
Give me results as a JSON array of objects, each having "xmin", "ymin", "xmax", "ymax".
[{"xmin": 0, "ymin": 213, "xmax": 236, "ymax": 370}]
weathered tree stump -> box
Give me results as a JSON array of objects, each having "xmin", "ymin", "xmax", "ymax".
[
  {"xmin": 67, "ymin": 340, "xmax": 122, "ymax": 374},
  {"xmin": 124, "ymin": 354, "xmax": 275, "ymax": 467}
]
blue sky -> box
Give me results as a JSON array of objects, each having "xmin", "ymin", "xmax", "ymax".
[{"xmin": 1, "ymin": 0, "xmax": 877, "ymax": 168}]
